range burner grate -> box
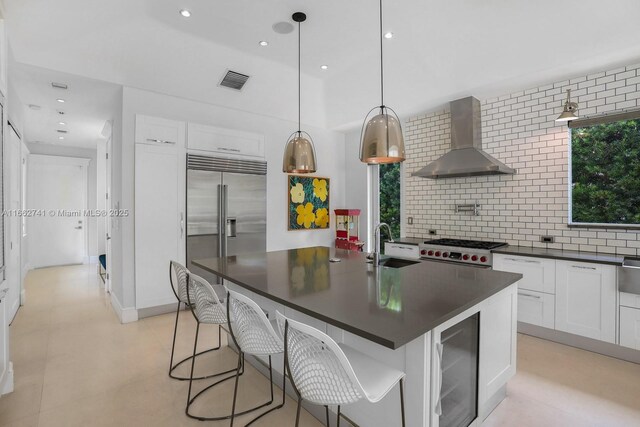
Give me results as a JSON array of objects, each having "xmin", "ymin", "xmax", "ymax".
[{"xmin": 426, "ymin": 238, "xmax": 507, "ymax": 250}]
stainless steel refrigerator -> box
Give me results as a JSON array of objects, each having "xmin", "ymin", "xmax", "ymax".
[{"xmin": 186, "ymin": 154, "xmax": 267, "ymax": 286}]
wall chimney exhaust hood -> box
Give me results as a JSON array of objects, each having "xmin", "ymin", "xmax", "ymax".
[{"xmin": 412, "ymin": 96, "xmax": 516, "ymax": 179}]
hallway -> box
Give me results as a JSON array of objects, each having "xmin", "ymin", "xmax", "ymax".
[{"xmin": 2, "ymin": 265, "xmax": 640, "ymax": 426}]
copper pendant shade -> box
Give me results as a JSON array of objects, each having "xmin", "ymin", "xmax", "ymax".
[
  {"xmin": 282, "ymin": 12, "xmax": 317, "ymax": 174},
  {"xmin": 556, "ymin": 89, "xmax": 579, "ymax": 123},
  {"xmin": 359, "ymin": 0, "xmax": 405, "ymax": 164}
]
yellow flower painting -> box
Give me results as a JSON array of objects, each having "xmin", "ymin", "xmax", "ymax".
[
  {"xmin": 296, "ymin": 203, "xmax": 316, "ymax": 228},
  {"xmin": 288, "ymin": 175, "xmax": 330, "ymax": 230},
  {"xmin": 313, "ymin": 178, "xmax": 328, "ymax": 202}
]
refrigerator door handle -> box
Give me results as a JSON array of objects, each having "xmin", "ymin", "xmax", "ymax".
[
  {"xmin": 217, "ymin": 184, "xmax": 224, "ymax": 255},
  {"xmin": 180, "ymin": 212, "xmax": 184, "ymax": 239},
  {"xmin": 222, "ymin": 185, "xmax": 229, "ymax": 254}
]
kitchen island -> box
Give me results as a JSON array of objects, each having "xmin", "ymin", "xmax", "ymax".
[{"xmin": 194, "ymin": 247, "xmax": 522, "ymax": 427}]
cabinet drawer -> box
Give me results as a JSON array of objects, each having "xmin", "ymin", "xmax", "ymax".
[
  {"xmin": 620, "ymin": 292, "xmax": 640, "ymax": 309},
  {"xmin": 517, "ymin": 289, "xmax": 555, "ymax": 329},
  {"xmin": 620, "ymin": 306, "xmax": 640, "ymax": 350},
  {"xmin": 135, "ymin": 115, "xmax": 185, "ymax": 147},
  {"xmin": 493, "ymin": 254, "xmax": 555, "ymax": 294},
  {"xmin": 187, "ymin": 123, "xmax": 265, "ymax": 158}
]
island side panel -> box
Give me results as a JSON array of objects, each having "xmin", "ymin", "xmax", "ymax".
[{"xmin": 478, "ymin": 282, "xmax": 518, "ymax": 420}]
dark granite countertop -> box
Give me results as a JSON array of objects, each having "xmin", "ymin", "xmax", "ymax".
[
  {"xmin": 193, "ymin": 247, "xmax": 521, "ymax": 349},
  {"xmin": 492, "ymin": 245, "xmax": 624, "ymax": 266}
]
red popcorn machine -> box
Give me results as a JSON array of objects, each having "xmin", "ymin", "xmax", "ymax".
[{"xmin": 334, "ymin": 209, "xmax": 365, "ymax": 251}]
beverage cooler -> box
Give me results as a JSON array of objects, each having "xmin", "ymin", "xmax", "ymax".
[{"xmin": 431, "ymin": 313, "xmax": 480, "ymax": 427}]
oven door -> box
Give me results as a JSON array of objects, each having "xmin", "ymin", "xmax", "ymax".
[{"xmin": 420, "ymin": 258, "xmax": 492, "ymax": 269}]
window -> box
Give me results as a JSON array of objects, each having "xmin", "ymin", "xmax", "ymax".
[
  {"xmin": 379, "ymin": 163, "xmax": 401, "ymax": 237},
  {"xmin": 569, "ymin": 112, "xmax": 640, "ymax": 226}
]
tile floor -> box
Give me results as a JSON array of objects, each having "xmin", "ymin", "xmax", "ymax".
[{"xmin": 1, "ymin": 264, "xmax": 639, "ymax": 426}]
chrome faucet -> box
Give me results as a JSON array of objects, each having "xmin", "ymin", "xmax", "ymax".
[{"xmin": 373, "ymin": 223, "xmax": 394, "ymax": 267}]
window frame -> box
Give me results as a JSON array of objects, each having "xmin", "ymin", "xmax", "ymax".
[{"xmin": 567, "ymin": 110, "xmax": 640, "ymax": 229}]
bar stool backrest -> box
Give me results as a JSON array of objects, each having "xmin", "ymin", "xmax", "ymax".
[
  {"xmin": 275, "ymin": 311, "xmax": 365, "ymax": 406},
  {"xmin": 226, "ymin": 289, "xmax": 283, "ymax": 356},
  {"xmin": 169, "ymin": 261, "xmax": 189, "ymax": 303},
  {"xmin": 186, "ymin": 273, "xmax": 227, "ymax": 325}
]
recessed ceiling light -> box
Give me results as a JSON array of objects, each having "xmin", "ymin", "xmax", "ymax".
[
  {"xmin": 259, "ymin": 41, "xmax": 269, "ymax": 47},
  {"xmin": 57, "ymin": 98, "xmax": 65, "ymax": 103},
  {"xmin": 180, "ymin": 9, "xmax": 191, "ymax": 18},
  {"xmin": 58, "ymin": 136, "xmax": 64, "ymax": 140},
  {"xmin": 320, "ymin": 65, "xmax": 328, "ymax": 70},
  {"xmin": 59, "ymin": 121, "xmax": 66, "ymax": 125},
  {"xmin": 384, "ymin": 32, "xmax": 394, "ymax": 39}
]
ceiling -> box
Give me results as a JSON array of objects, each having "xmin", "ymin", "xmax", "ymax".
[
  {"xmin": 5, "ymin": 0, "xmax": 640, "ymax": 131},
  {"xmin": 10, "ymin": 62, "xmax": 121, "ymax": 148}
]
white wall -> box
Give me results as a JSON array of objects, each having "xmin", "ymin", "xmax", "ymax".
[
  {"xmin": 113, "ymin": 86, "xmax": 346, "ymax": 309},
  {"xmin": 25, "ymin": 144, "xmax": 99, "ymax": 258},
  {"xmin": 404, "ymin": 62, "xmax": 640, "ymax": 255},
  {"xmin": 96, "ymin": 140, "xmax": 106, "ymax": 255}
]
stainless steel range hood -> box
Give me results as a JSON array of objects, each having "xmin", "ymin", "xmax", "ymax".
[{"xmin": 412, "ymin": 96, "xmax": 516, "ymax": 179}]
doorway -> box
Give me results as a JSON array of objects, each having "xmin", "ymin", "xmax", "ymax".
[{"xmin": 27, "ymin": 155, "xmax": 89, "ymax": 268}]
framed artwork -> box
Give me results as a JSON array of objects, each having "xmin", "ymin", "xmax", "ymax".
[{"xmin": 288, "ymin": 175, "xmax": 330, "ymax": 230}]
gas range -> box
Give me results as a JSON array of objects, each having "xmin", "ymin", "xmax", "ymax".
[{"xmin": 419, "ymin": 238, "xmax": 507, "ymax": 267}]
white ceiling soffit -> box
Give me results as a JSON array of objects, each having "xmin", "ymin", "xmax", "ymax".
[
  {"xmin": 9, "ymin": 62, "xmax": 121, "ymax": 148},
  {"xmin": 5, "ymin": 0, "xmax": 640, "ymax": 131}
]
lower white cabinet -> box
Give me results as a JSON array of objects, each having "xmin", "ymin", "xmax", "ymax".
[
  {"xmin": 555, "ymin": 261, "xmax": 616, "ymax": 343},
  {"xmin": 619, "ymin": 306, "xmax": 640, "ymax": 350},
  {"xmin": 517, "ymin": 289, "xmax": 555, "ymax": 329},
  {"xmin": 134, "ymin": 143, "xmax": 185, "ymax": 309}
]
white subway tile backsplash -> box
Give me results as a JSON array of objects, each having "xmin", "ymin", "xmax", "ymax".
[{"xmin": 404, "ymin": 63, "xmax": 640, "ymax": 254}]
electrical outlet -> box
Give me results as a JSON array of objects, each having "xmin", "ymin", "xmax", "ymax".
[
  {"xmin": 429, "ymin": 229, "xmax": 437, "ymax": 235},
  {"xmin": 407, "ymin": 217, "xmax": 413, "ymax": 225},
  {"xmin": 540, "ymin": 235, "xmax": 554, "ymax": 243}
]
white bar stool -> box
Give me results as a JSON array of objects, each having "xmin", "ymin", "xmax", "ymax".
[
  {"xmin": 226, "ymin": 288, "xmax": 288, "ymax": 427},
  {"xmin": 168, "ymin": 261, "xmax": 227, "ymax": 381},
  {"xmin": 276, "ymin": 311, "xmax": 406, "ymax": 427},
  {"xmin": 184, "ymin": 273, "xmax": 248, "ymax": 421}
]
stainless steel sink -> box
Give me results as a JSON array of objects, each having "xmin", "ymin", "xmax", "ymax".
[
  {"xmin": 379, "ymin": 257, "xmax": 421, "ymax": 269},
  {"xmin": 619, "ymin": 257, "xmax": 640, "ymax": 295}
]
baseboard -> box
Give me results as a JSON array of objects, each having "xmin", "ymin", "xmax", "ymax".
[
  {"xmin": 110, "ymin": 292, "xmax": 138, "ymax": 324},
  {"xmin": 137, "ymin": 303, "xmax": 180, "ymax": 319},
  {"xmin": 1, "ymin": 362, "xmax": 14, "ymax": 395},
  {"xmin": 518, "ymin": 322, "xmax": 640, "ymax": 364}
]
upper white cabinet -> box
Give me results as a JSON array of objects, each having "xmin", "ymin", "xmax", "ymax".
[
  {"xmin": 555, "ymin": 260, "xmax": 616, "ymax": 343},
  {"xmin": 134, "ymin": 116, "xmax": 186, "ymax": 309},
  {"xmin": 493, "ymin": 255, "xmax": 555, "ymax": 294},
  {"xmin": 187, "ymin": 123, "xmax": 265, "ymax": 158},
  {"xmin": 135, "ymin": 115, "xmax": 185, "ymax": 147}
]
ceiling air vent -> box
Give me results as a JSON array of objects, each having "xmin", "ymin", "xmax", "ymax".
[
  {"xmin": 51, "ymin": 82, "xmax": 68, "ymax": 90},
  {"xmin": 56, "ymin": 129, "xmax": 68, "ymax": 134},
  {"xmin": 219, "ymin": 70, "xmax": 250, "ymax": 91}
]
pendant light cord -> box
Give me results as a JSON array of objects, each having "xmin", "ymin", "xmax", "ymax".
[
  {"xmin": 298, "ymin": 19, "xmax": 301, "ymax": 134},
  {"xmin": 379, "ymin": 0, "xmax": 384, "ymax": 108}
]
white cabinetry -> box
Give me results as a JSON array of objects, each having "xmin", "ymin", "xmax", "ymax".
[
  {"xmin": 187, "ymin": 123, "xmax": 265, "ymax": 158},
  {"xmin": 493, "ymin": 254, "xmax": 555, "ymax": 329},
  {"xmin": 555, "ymin": 261, "xmax": 616, "ymax": 343},
  {"xmin": 619, "ymin": 292, "xmax": 640, "ymax": 350},
  {"xmin": 134, "ymin": 115, "xmax": 186, "ymax": 309},
  {"xmin": 516, "ymin": 289, "xmax": 555, "ymax": 329}
]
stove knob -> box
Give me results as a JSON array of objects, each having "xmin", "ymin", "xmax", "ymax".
[
  {"xmin": 442, "ymin": 252, "xmax": 449, "ymax": 258},
  {"xmin": 462, "ymin": 254, "xmax": 469, "ymax": 260},
  {"xmin": 435, "ymin": 251, "xmax": 441, "ymax": 257},
  {"xmin": 480, "ymin": 256, "xmax": 487, "ymax": 263},
  {"xmin": 420, "ymin": 249, "xmax": 427, "ymax": 256},
  {"xmin": 471, "ymin": 255, "xmax": 478, "ymax": 262},
  {"xmin": 427, "ymin": 250, "xmax": 434, "ymax": 256}
]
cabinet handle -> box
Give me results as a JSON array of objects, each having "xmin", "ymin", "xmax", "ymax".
[
  {"xmin": 518, "ymin": 292, "xmax": 542, "ymax": 300},
  {"xmin": 505, "ymin": 257, "xmax": 540, "ymax": 264},
  {"xmin": 219, "ymin": 147, "xmax": 241, "ymax": 153},
  {"xmin": 180, "ymin": 213, "xmax": 184, "ymax": 238},
  {"xmin": 146, "ymin": 138, "xmax": 176, "ymax": 145},
  {"xmin": 572, "ymin": 265, "xmax": 596, "ymax": 270},
  {"xmin": 434, "ymin": 343, "xmax": 444, "ymax": 416}
]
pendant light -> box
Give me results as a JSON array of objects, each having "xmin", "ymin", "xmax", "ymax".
[
  {"xmin": 359, "ymin": 0, "xmax": 405, "ymax": 164},
  {"xmin": 556, "ymin": 89, "xmax": 579, "ymax": 122},
  {"xmin": 282, "ymin": 12, "xmax": 317, "ymax": 174}
]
